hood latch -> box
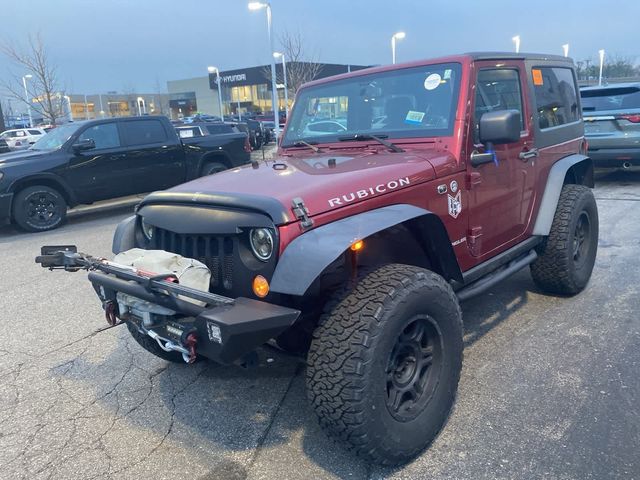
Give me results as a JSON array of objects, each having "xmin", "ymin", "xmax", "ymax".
[{"xmin": 292, "ymin": 197, "xmax": 313, "ymax": 231}]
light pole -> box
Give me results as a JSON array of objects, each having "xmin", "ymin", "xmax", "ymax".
[
  {"xmin": 562, "ymin": 44, "xmax": 570, "ymax": 58},
  {"xmin": 64, "ymin": 95, "xmax": 73, "ymax": 121},
  {"xmin": 273, "ymin": 52, "xmax": 289, "ymax": 115},
  {"xmin": 22, "ymin": 74, "xmax": 33, "ymax": 127},
  {"xmin": 207, "ymin": 66, "xmax": 225, "ymax": 121},
  {"xmin": 84, "ymin": 94, "xmax": 89, "ymax": 119},
  {"xmin": 512, "ymin": 35, "xmax": 521, "ymax": 53},
  {"xmin": 598, "ymin": 49, "xmax": 605, "ymax": 86},
  {"xmin": 391, "ymin": 32, "xmax": 406, "ymax": 64},
  {"xmin": 249, "ymin": 2, "xmax": 280, "ymax": 140},
  {"xmin": 99, "ymin": 94, "xmax": 105, "ymax": 118}
]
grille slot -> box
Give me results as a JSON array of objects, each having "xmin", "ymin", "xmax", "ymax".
[{"xmin": 153, "ymin": 228, "xmax": 233, "ymax": 292}]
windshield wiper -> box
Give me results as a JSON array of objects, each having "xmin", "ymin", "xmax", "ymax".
[
  {"xmin": 291, "ymin": 140, "xmax": 322, "ymax": 153},
  {"xmin": 337, "ymin": 134, "xmax": 404, "ymax": 153}
]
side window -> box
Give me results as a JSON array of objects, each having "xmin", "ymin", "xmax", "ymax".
[
  {"xmin": 532, "ymin": 67, "xmax": 579, "ymax": 129},
  {"xmin": 177, "ymin": 127, "xmax": 200, "ymax": 138},
  {"xmin": 78, "ymin": 123, "xmax": 120, "ymax": 149},
  {"xmin": 15, "ymin": 130, "xmax": 27, "ymax": 137},
  {"xmin": 121, "ymin": 120, "xmax": 168, "ymax": 146},
  {"xmin": 28, "ymin": 129, "xmax": 42, "ymax": 136},
  {"xmin": 474, "ymin": 69, "xmax": 524, "ymax": 143}
]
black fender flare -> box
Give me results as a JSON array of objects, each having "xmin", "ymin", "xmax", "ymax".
[
  {"xmin": 9, "ymin": 173, "xmax": 78, "ymax": 206},
  {"xmin": 270, "ymin": 204, "xmax": 462, "ymax": 296},
  {"xmin": 532, "ymin": 154, "xmax": 593, "ymax": 236}
]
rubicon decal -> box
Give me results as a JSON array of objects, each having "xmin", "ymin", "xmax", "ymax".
[{"xmin": 328, "ymin": 177, "xmax": 411, "ymax": 207}]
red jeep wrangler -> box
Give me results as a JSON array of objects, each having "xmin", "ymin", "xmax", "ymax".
[{"xmin": 38, "ymin": 53, "xmax": 597, "ymax": 465}]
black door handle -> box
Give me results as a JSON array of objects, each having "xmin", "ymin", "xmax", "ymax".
[{"xmin": 519, "ymin": 148, "xmax": 538, "ymax": 161}]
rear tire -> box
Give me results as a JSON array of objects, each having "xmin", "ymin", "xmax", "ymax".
[
  {"xmin": 530, "ymin": 184, "xmax": 598, "ymax": 295},
  {"xmin": 201, "ymin": 162, "xmax": 227, "ymax": 176},
  {"xmin": 306, "ymin": 264, "xmax": 463, "ymax": 465},
  {"xmin": 12, "ymin": 185, "xmax": 67, "ymax": 232}
]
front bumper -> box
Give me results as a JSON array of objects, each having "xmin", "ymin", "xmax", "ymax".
[
  {"xmin": 0, "ymin": 192, "xmax": 13, "ymax": 225},
  {"xmin": 88, "ymin": 270, "xmax": 300, "ymax": 364}
]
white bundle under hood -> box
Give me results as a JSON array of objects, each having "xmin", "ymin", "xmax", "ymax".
[{"xmin": 113, "ymin": 248, "xmax": 211, "ymax": 307}]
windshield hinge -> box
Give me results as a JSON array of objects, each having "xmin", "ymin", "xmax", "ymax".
[{"xmin": 292, "ymin": 197, "xmax": 313, "ymax": 230}]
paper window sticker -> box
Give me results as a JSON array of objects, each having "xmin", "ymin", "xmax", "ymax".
[
  {"xmin": 443, "ymin": 69, "xmax": 452, "ymax": 80},
  {"xmin": 405, "ymin": 110, "xmax": 425, "ymax": 124},
  {"xmin": 424, "ymin": 73, "xmax": 442, "ymax": 90},
  {"xmin": 532, "ymin": 69, "xmax": 544, "ymax": 86}
]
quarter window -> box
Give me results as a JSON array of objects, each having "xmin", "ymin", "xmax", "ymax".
[
  {"xmin": 532, "ymin": 67, "xmax": 579, "ymax": 129},
  {"xmin": 79, "ymin": 123, "xmax": 120, "ymax": 149},
  {"xmin": 474, "ymin": 68, "xmax": 525, "ymax": 142}
]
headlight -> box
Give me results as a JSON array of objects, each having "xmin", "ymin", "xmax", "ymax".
[
  {"xmin": 140, "ymin": 218, "xmax": 155, "ymax": 241},
  {"xmin": 250, "ymin": 228, "xmax": 274, "ymax": 261}
]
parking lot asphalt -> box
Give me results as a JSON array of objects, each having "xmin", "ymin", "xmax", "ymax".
[{"xmin": 0, "ymin": 169, "xmax": 638, "ymax": 480}]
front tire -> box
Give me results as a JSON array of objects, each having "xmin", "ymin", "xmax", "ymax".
[
  {"xmin": 530, "ymin": 184, "xmax": 598, "ymax": 295},
  {"xmin": 12, "ymin": 185, "xmax": 67, "ymax": 232},
  {"xmin": 306, "ymin": 264, "xmax": 463, "ymax": 465},
  {"xmin": 201, "ymin": 162, "xmax": 227, "ymax": 176}
]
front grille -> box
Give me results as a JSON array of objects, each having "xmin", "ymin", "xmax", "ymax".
[{"xmin": 152, "ymin": 228, "xmax": 234, "ymax": 291}]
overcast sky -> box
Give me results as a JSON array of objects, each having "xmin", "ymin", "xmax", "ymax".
[{"xmin": 1, "ymin": 0, "xmax": 638, "ymax": 95}]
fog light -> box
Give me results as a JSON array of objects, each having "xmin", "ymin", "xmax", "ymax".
[{"xmin": 252, "ymin": 275, "xmax": 270, "ymax": 298}]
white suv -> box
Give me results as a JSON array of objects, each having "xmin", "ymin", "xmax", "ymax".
[{"xmin": 0, "ymin": 128, "xmax": 47, "ymax": 151}]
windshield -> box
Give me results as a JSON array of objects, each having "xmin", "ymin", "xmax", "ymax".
[
  {"xmin": 30, "ymin": 123, "xmax": 81, "ymax": 151},
  {"xmin": 283, "ymin": 63, "xmax": 462, "ymax": 146}
]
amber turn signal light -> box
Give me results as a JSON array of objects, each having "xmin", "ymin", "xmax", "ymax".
[
  {"xmin": 350, "ymin": 240, "xmax": 364, "ymax": 252},
  {"xmin": 252, "ymin": 275, "xmax": 270, "ymax": 298}
]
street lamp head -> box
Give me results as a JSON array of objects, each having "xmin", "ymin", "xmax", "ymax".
[
  {"xmin": 207, "ymin": 66, "xmax": 217, "ymax": 73},
  {"xmin": 599, "ymin": 49, "xmax": 605, "ymax": 58},
  {"xmin": 273, "ymin": 51, "xmax": 283, "ymax": 59},
  {"xmin": 393, "ymin": 31, "xmax": 406, "ymax": 40},
  {"xmin": 248, "ymin": 2, "xmax": 267, "ymax": 10},
  {"xmin": 24, "ymin": 74, "xmax": 33, "ymax": 79},
  {"xmin": 512, "ymin": 35, "xmax": 520, "ymax": 42}
]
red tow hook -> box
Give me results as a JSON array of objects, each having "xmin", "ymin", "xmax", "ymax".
[{"xmin": 184, "ymin": 333, "xmax": 198, "ymax": 364}]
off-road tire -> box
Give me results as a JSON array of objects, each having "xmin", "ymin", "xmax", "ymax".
[
  {"xmin": 201, "ymin": 162, "xmax": 227, "ymax": 176},
  {"xmin": 12, "ymin": 185, "xmax": 67, "ymax": 232},
  {"xmin": 126, "ymin": 322, "xmax": 190, "ymax": 364},
  {"xmin": 306, "ymin": 264, "xmax": 463, "ymax": 466},
  {"xmin": 530, "ymin": 184, "xmax": 598, "ymax": 295}
]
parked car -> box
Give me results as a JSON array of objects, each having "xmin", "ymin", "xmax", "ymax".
[
  {"xmin": 580, "ymin": 82, "xmax": 640, "ymax": 169},
  {"xmin": 49, "ymin": 53, "xmax": 596, "ymax": 465},
  {"xmin": 302, "ymin": 119, "xmax": 348, "ymax": 136},
  {"xmin": 0, "ymin": 116, "xmax": 251, "ymax": 231},
  {"xmin": 0, "ymin": 128, "xmax": 47, "ymax": 151},
  {"xmin": 261, "ymin": 121, "xmax": 275, "ymax": 143},
  {"xmin": 0, "ymin": 138, "xmax": 10, "ymax": 154}
]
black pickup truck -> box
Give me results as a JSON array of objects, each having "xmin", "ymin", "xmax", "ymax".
[{"xmin": 0, "ymin": 115, "xmax": 251, "ymax": 232}]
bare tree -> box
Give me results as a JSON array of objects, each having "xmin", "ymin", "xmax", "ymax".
[
  {"xmin": 262, "ymin": 29, "xmax": 323, "ymax": 107},
  {"xmin": 0, "ymin": 33, "xmax": 66, "ymax": 125}
]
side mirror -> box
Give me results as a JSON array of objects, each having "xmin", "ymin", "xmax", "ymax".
[
  {"xmin": 479, "ymin": 109, "xmax": 521, "ymax": 145},
  {"xmin": 72, "ymin": 138, "xmax": 95, "ymax": 152}
]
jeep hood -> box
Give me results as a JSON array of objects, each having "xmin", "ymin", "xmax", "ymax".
[{"xmin": 143, "ymin": 149, "xmax": 454, "ymax": 224}]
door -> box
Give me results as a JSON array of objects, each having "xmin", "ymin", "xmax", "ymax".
[
  {"xmin": 64, "ymin": 122, "xmax": 131, "ymax": 202},
  {"xmin": 119, "ymin": 119, "xmax": 185, "ymax": 194},
  {"xmin": 466, "ymin": 62, "xmax": 537, "ymax": 258}
]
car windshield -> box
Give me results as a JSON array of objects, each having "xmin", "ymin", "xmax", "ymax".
[
  {"xmin": 283, "ymin": 62, "xmax": 462, "ymax": 147},
  {"xmin": 30, "ymin": 123, "xmax": 81, "ymax": 151},
  {"xmin": 581, "ymin": 86, "xmax": 640, "ymax": 112}
]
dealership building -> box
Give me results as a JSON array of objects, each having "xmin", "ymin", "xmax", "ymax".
[{"xmin": 166, "ymin": 62, "xmax": 369, "ymax": 119}]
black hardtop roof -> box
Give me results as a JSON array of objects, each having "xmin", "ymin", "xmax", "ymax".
[{"xmin": 466, "ymin": 51, "xmax": 572, "ymax": 63}]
